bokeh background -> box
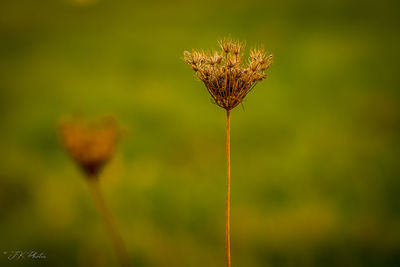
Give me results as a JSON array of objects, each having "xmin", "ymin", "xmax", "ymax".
[{"xmin": 1, "ymin": 0, "xmax": 399, "ymax": 266}]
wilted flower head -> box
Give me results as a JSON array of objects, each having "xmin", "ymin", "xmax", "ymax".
[
  {"xmin": 184, "ymin": 38, "xmax": 273, "ymax": 110},
  {"xmin": 59, "ymin": 116, "xmax": 119, "ymax": 177}
]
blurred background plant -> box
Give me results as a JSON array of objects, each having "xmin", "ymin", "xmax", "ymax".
[
  {"xmin": 0, "ymin": 0, "xmax": 399, "ymax": 266},
  {"xmin": 59, "ymin": 116, "xmax": 130, "ymax": 266}
]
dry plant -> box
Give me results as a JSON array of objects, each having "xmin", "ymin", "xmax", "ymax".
[
  {"xmin": 184, "ymin": 38, "xmax": 273, "ymax": 267},
  {"xmin": 59, "ymin": 116, "xmax": 130, "ymax": 267}
]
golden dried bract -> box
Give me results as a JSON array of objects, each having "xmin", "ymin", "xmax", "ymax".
[
  {"xmin": 184, "ymin": 38, "xmax": 273, "ymax": 110},
  {"xmin": 59, "ymin": 117, "xmax": 119, "ymax": 177}
]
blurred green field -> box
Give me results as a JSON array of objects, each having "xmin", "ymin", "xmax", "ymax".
[{"xmin": 0, "ymin": 0, "xmax": 400, "ymax": 266}]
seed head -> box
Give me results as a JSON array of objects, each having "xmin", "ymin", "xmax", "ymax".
[
  {"xmin": 183, "ymin": 38, "xmax": 273, "ymax": 110},
  {"xmin": 219, "ymin": 38, "xmax": 232, "ymax": 53},
  {"xmin": 59, "ymin": 116, "xmax": 119, "ymax": 177}
]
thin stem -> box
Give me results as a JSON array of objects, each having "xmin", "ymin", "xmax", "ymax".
[
  {"xmin": 87, "ymin": 176, "xmax": 130, "ymax": 267},
  {"xmin": 226, "ymin": 109, "xmax": 231, "ymax": 267}
]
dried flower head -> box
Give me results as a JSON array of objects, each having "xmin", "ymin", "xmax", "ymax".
[
  {"xmin": 59, "ymin": 117, "xmax": 119, "ymax": 177},
  {"xmin": 184, "ymin": 38, "xmax": 273, "ymax": 110}
]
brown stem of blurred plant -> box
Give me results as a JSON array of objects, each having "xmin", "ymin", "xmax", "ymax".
[
  {"xmin": 87, "ymin": 175, "xmax": 130, "ymax": 267},
  {"xmin": 226, "ymin": 110, "xmax": 231, "ymax": 267}
]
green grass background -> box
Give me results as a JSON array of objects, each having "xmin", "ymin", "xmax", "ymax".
[{"xmin": 0, "ymin": 0, "xmax": 399, "ymax": 266}]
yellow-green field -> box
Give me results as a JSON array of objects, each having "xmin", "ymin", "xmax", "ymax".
[{"xmin": 0, "ymin": 0, "xmax": 399, "ymax": 266}]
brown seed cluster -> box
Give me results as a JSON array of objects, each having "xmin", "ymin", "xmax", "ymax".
[
  {"xmin": 184, "ymin": 38, "xmax": 273, "ymax": 110},
  {"xmin": 59, "ymin": 117, "xmax": 119, "ymax": 177}
]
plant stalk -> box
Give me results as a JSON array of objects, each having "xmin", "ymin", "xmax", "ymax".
[
  {"xmin": 87, "ymin": 176, "xmax": 130, "ymax": 267},
  {"xmin": 226, "ymin": 109, "xmax": 231, "ymax": 267}
]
